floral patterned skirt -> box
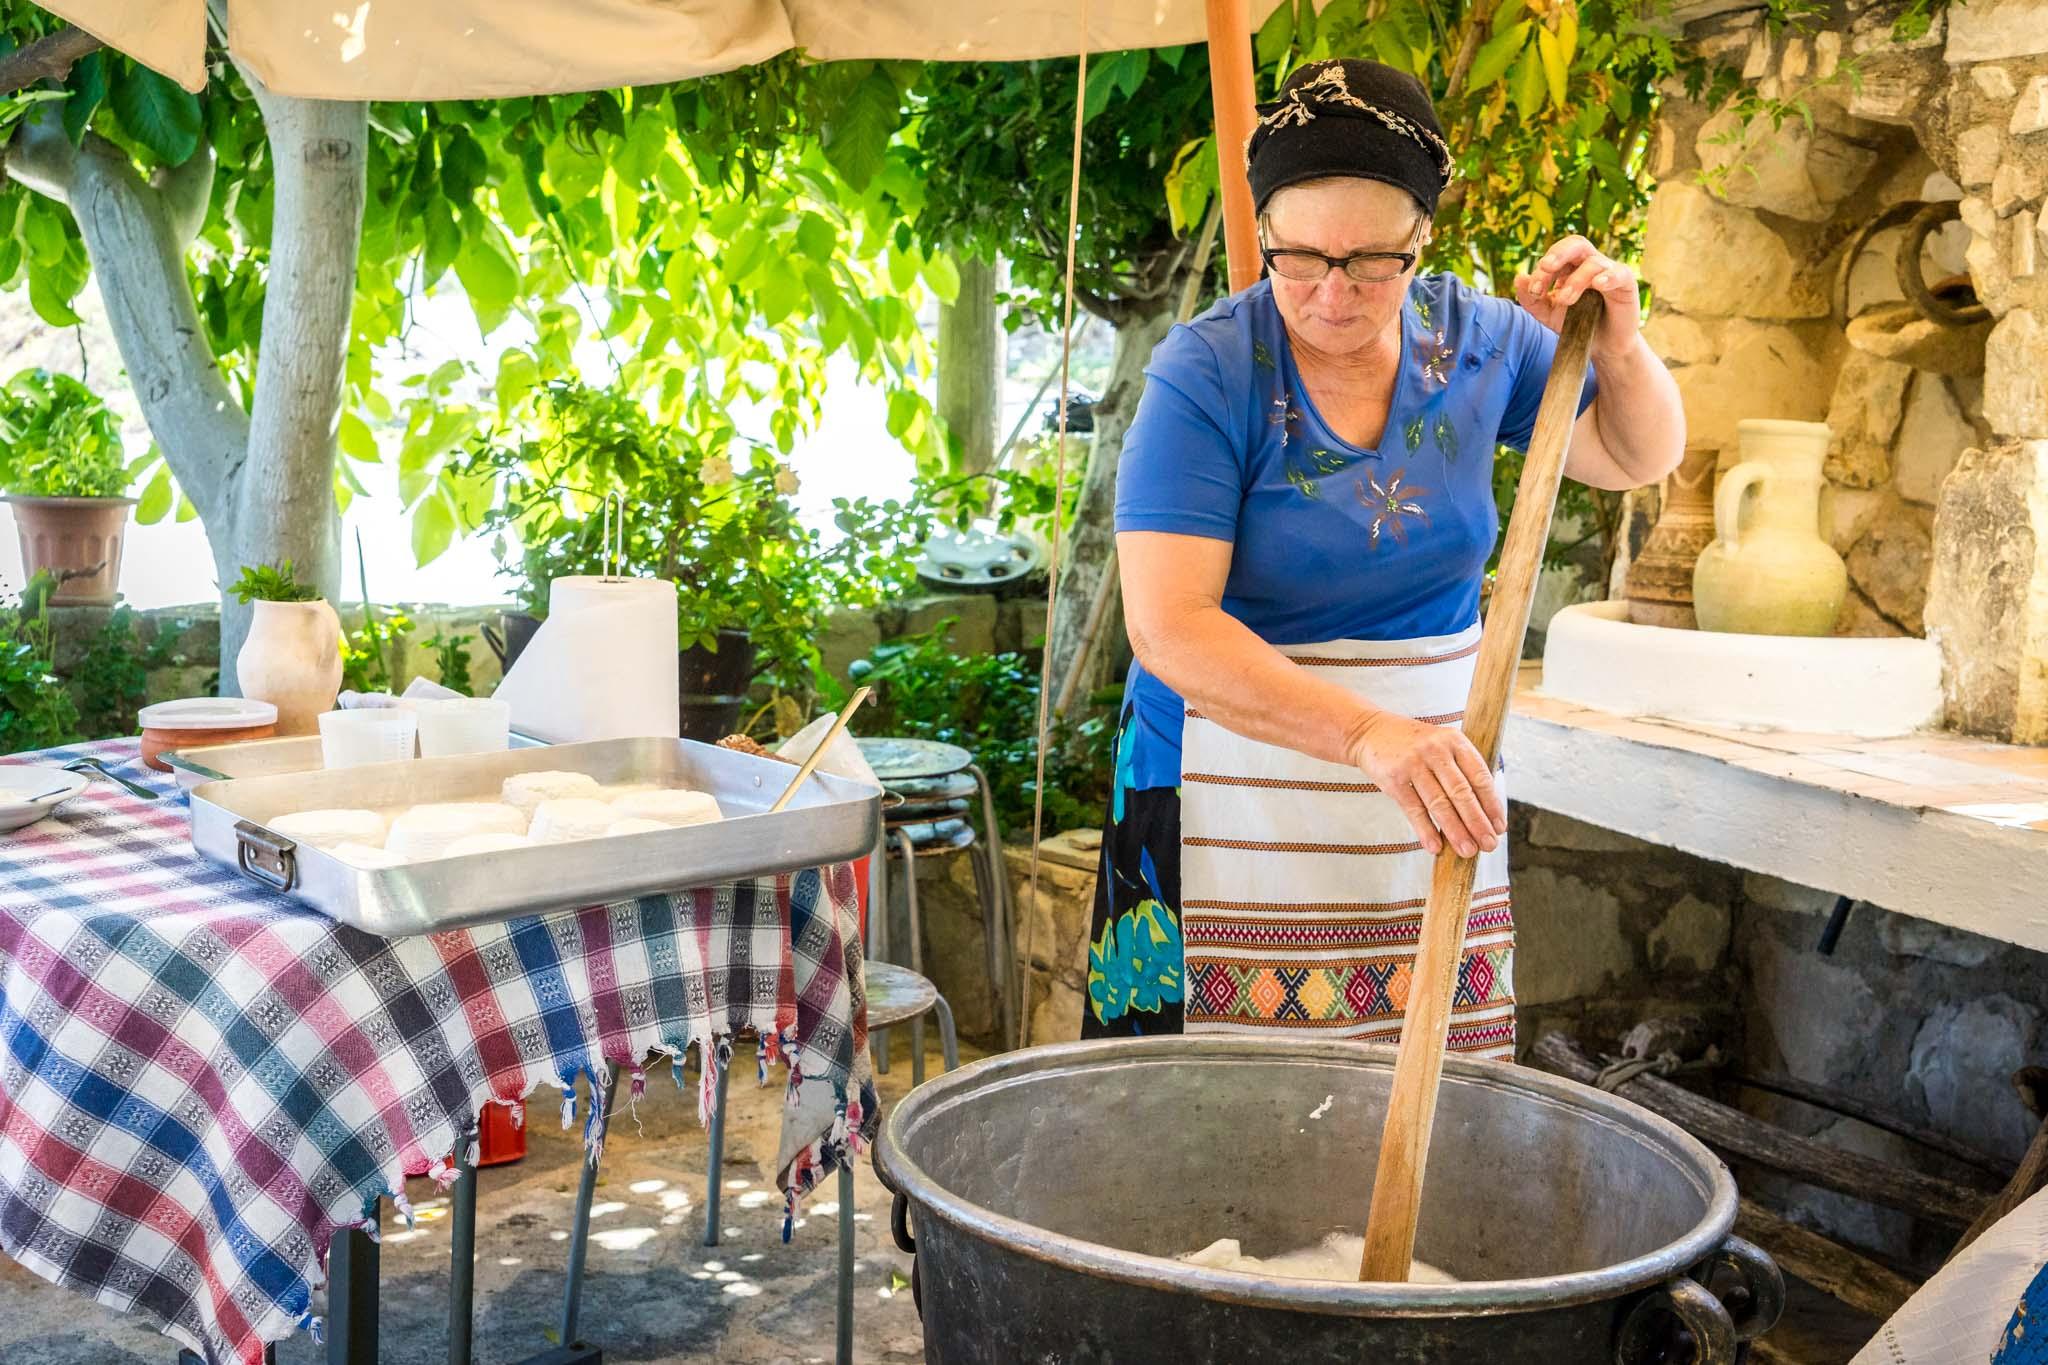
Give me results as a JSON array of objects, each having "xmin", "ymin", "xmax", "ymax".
[{"xmin": 1080, "ymin": 784, "xmax": 1187, "ymax": 1037}]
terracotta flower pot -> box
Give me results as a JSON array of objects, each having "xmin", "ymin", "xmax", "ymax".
[
  {"xmin": 3, "ymin": 495, "xmax": 137, "ymax": 606},
  {"xmin": 237, "ymin": 599, "xmax": 345, "ymax": 736}
]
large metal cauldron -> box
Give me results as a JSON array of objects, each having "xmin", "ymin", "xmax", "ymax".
[{"xmin": 873, "ymin": 1037, "xmax": 1784, "ymax": 1363}]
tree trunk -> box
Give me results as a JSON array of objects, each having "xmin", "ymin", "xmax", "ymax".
[
  {"xmin": 218, "ymin": 91, "xmax": 367, "ymax": 687},
  {"xmin": 1044, "ymin": 301, "xmax": 1174, "ymax": 718},
  {"xmin": 936, "ymin": 253, "xmax": 1003, "ymax": 476},
  {"xmin": 4, "ymin": 86, "xmax": 366, "ymax": 696}
]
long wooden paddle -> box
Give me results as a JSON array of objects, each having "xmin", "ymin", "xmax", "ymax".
[{"xmin": 1358, "ymin": 293, "xmax": 1604, "ymax": 1282}]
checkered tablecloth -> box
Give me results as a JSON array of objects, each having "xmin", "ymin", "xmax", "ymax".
[{"xmin": 0, "ymin": 739, "xmax": 876, "ymax": 1364}]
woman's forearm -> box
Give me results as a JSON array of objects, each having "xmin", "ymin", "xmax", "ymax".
[
  {"xmin": 1583, "ymin": 334, "xmax": 1685, "ymax": 488},
  {"xmin": 1130, "ymin": 602, "xmax": 1375, "ymax": 768}
]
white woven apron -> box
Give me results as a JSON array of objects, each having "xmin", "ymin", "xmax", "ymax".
[{"xmin": 1179, "ymin": 624, "xmax": 1517, "ymax": 1059}]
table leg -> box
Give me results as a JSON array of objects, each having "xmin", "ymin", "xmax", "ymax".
[
  {"xmin": 560, "ymin": 1065, "xmax": 621, "ymax": 1348},
  {"xmin": 328, "ymin": 1223, "xmax": 379, "ymax": 1365},
  {"xmin": 449, "ymin": 1138, "xmax": 479, "ymax": 1365},
  {"xmin": 835, "ymin": 1158, "xmax": 855, "ymax": 1365},
  {"xmin": 702, "ymin": 1056, "xmax": 732, "ymax": 1247},
  {"xmin": 967, "ymin": 764, "xmax": 1016, "ymax": 1049}
]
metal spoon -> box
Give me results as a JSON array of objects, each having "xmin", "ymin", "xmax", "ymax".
[{"xmin": 63, "ymin": 757, "xmax": 160, "ymax": 801}]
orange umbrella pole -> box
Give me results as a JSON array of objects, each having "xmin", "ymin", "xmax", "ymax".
[{"xmin": 1204, "ymin": 0, "xmax": 1260, "ymax": 294}]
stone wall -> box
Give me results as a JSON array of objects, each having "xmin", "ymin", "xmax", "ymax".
[
  {"xmin": 1641, "ymin": 0, "xmax": 2048, "ymax": 738},
  {"xmin": 36, "ymin": 588, "xmax": 1049, "ymax": 732}
]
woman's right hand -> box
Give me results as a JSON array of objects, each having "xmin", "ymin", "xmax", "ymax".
[{"xmin": 1345, "ymin": 709, "xmax": 1506, "ymax": 859}]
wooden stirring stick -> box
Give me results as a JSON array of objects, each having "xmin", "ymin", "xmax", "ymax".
[
  {"xmin": 1358, "ymin": 294, "xmax": 1604, "ymax": 1283},
  {"xmin": 768, "ymin": 686, "xmax": 873, "ymax": 814}
]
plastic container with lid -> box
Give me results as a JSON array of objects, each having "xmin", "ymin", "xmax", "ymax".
[{"xmin": 137, "ymin": 698, "xmax": 280, "ymax": 772}]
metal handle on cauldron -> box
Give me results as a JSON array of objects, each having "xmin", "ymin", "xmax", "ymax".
[
  {"xmin": 481, "ymin": 623, "xmax": 507, "ymax": 669},
  {"xmin": 890, "ymin": 1192, "xmax": 916, "ymax": 1255},
  {"xmin": 1693, "ymin": 1236, "xmax": 1786, "ymax": 1342},
  {"xmin": 1614, "ymin": 1277, "xmax": 1737, "ymax": 1365}
]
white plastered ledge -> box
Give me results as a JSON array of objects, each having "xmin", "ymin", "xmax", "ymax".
[{"xmin": 1504, "ymin": 664, "xmax": 2048, "ymax": 954}]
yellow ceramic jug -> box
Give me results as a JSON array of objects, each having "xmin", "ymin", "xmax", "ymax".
[{"xmin": 1692, "ymin": 419, "xmax": 1847, "ymax": 637}]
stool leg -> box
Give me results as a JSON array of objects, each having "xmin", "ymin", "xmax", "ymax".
[
  {"xmin": 448, "ymin": 1138, "xmax": 478, "ymax": 1365},
  {"xmin": 967, "ymin": 764, "xmax": 1015, "ymax": 1048},
  {"xmin": 559, "ymin": 1064, "xmax": 620, "ymax": 1348},
  {"xmin": 702, "ymin": 1051, "xmax": 732, "ymax": 1247},
  {"xmin": 896, "ymin": 828, "xmax": 925, "ymax": 1076},
  {"xmin": 934, "ymin": 995, "xmax": 959, "ymax": 1073},
  {"xmin": 835, "ymin": 1158, "xmax": 856, "ymax": 1365}
]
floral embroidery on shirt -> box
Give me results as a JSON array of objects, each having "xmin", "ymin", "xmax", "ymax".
[
  {"xmin": 1433, "ymin": 412, "xmax": 1458, "ymax": 460},
  {"xmin": 1268, "ymin": 394, "xmax": 1303, "ymax": 447},
  {"xmin": 1403, "ymin": 413, "xmax": 1424, "ymax": 452},
  {"xmin": 1284, "ymin": 459, "xmax": 1321, "ymax": 499},
  {"xmin": 1253, "ymin": 340, "xmax": 1277, "ymax": 372},
  {"xmin": 1356, "ymin": 468, "xmax": 1431, "ymax": 547},
  {"xmin": 1421, "ymin": 331, "xmax": 1455, "ymax": 388}
]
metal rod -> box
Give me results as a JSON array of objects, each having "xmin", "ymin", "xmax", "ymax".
[
  {"xmin": 1816, "ymin": 895, "xmax": 1855, "ymax": 955},
  {"xmin": 703, "ymin": 1057, "xmax": 732, "ymax": 1247},
  {"xmin": 448, "ymin": 1137, "xmax": 479, "ymax": 1365},
  {"xmin": 558, "ymin": 1065, "xmax": 620, "ymax": 1347},
  {"xmin": 835, "ymin": 1159, "xmax": 856, "ymax": 1365},
  {"xmin": 328, "ymin": 1224, "xmax": 380, "ymax": 1365},
  {"xmin": 769, "ymin": 687, "xmax": 872, "ymax": 813}
]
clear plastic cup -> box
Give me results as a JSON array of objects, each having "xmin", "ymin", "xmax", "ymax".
[
  {"xmin": 317, "ymin": 708, "xmax": 419, "ymax": 769},
  {"xmin": 414, "ymin": 698, "xmax": 513, "ymax": 757}
]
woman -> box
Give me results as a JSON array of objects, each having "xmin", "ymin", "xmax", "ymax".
[{"xmin": 1081, "ymin": 58, "xmax": 1683, "ymax": 1055}]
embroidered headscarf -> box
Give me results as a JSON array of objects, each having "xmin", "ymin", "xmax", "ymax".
[{"xmin": 1246, "ymin": 59, "xmax": 1454, "ymax": 217}]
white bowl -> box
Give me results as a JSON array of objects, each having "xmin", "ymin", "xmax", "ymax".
[{"xmin": 0, "ymin": 766, "xmax": 90, "ymax": 833}]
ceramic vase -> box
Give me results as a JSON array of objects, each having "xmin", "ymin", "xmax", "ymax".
[
  {"xmin": 237, "ymin": 599, "xmax": 344, "ymax": 735},
  {"xmin": 1692, "ymin": 420, "xmax": 1847, "ymax": 637},
  {"xmin": 1624, "ymin": 444, "xmax": 1719, "ymax": 629}
]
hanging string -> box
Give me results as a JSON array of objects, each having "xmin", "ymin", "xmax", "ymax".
[{"xmin": 1018, "ymin": 0, "xmax": 1091, "ymax": 1050}]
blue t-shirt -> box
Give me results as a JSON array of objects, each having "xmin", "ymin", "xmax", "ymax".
[{"xmin": 1112, "ymin": 273, "xmax": 1597, "ymax": 790}]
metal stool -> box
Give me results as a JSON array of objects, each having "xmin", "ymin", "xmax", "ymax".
[{"xmin": 857, "ymin": 738, "xmax": 1013, "ymax": 1060}]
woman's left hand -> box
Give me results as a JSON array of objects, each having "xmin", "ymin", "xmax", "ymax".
[{"xmin": 1514, "ymin": 236, "xmax": 1641, "ymax": 363}]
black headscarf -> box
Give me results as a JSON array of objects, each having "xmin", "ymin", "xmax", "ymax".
[{"xmin": 1246, "ymin": 59, "xmax": 1453, "ymax": 218}]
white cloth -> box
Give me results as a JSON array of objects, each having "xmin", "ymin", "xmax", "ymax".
[
  {"xmin": 1851, "ymin": 1186, "xmax": 2048, "ymax": 1365},
  {"xmin": 1178, "ymin": 625, "xmax": 1516, "ymax": 1056}
]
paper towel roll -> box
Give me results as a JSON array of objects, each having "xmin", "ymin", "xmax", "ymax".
[{"xmin": 492, "ymin": 575, "xmax": 679, "ymax": 743}]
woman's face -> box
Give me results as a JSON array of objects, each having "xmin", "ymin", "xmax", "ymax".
[{"xmin": 1262, "ymin": 178, "xmax": 1426, "ymax": 360}]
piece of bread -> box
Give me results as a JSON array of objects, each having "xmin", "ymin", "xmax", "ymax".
[
  {"xmin": 529, "ymin": 797, "xmax": 620, "ymax": 843},
  {"xmin": 387, "ymin": 802, "xmax": 529, "ymax": 860},
  {"xmin": 500, "ymin": 770, "xmax": 603, "ymax": 818},
  {"xmin": 604, "ymin": 817, "xmax": 670, "ymax": 837},
  {"xmin": 444, "ymin": 832, "xmax": 534, "ymax": 857},
  {"xmin": 331, "ymin": 841, "xmax": 405, "ymax": 869},
  {"xmin": 269, "ymin": 808, "xmax": 388, "ymax": 850},
  {"xmin": 609, "ymin": 788, "xmax": 723, "ymax": 827}
]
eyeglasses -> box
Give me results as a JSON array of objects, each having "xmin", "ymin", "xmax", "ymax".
[{"xmin": 1260, "ymin": 244, "xmax": 1417, "ymax": 284}]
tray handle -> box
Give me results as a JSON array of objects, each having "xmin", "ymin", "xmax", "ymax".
[{"xmin": 235, "ymin": 820, "xmax": 299, "ymax": 893}]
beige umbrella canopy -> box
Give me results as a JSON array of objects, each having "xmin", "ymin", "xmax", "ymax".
[{"xmin": 37, "ymin": 0, "xmax": 1271, "ymax": 99}]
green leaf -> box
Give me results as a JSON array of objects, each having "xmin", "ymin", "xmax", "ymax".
[
  {"xmin": 1255, "ymin": 0, "xmax": 1297, "ymax": 67},
  {"xmin": 135, "ymin": 464, "xmax": 173, "ymax": 524},
  {"xmin": 821, "ymin": 70, "xmax": 900, "ymax": 193},
  {"xmin": 27, "ymin": 268, "xmax": 81, "ymax": 328},
  {"xmin": 1536, "ymin": 27, "xmax": 1569, "ymax": 109},
  {"xmin": 758, "ymin": 268, "xmax": 806, "ymax": 327},
  {"xmin": 1466, "ymin": 21, "xmax": 1531, "ymax": 91},
  {"xmin": 423, "ymin": 207, "xmax": 461, "ymax": 286},
  {"xmin": 411, "ymin": 491, "xmax": 457, "ymax": 566},
  {"xmin": 495, "ymin": 349, "xmax": 539, "ymax": 418},
  {"xmin": 796, "ymin": 212, "xmax": 837, "ymax": 262},
  {"xmin": 440, "ymin": 128, "xmax": 489, "ymax": 204},
  {"xmin": 923, "ymin": 252, "xmax": 960, "ymax": 305},
  {"xmin": 1510, "ymin": 45, "xmax": 1545, "ymax": 123},
  {"xmin": 63, "ymin": 51, "xmax": 106, "ymax": 145},
  {"xmin": 339, "ymin": 410, "xmax": 380, "ymax": 463},
  {"xmin": 886, "ymin": 388, "xmax": 920, "ymax": 441},
  {"xmin": 110, "ymin": 65, "xmax": 202, "ymax": 166}
]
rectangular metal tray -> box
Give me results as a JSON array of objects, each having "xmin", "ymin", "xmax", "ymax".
[
  {"xmin": 164, "ymin": 730, "xmax": 549, "ymax": 791},
  {"xmin": 186, "ymin": 737, "xmax": 881, "ymax": 936}
]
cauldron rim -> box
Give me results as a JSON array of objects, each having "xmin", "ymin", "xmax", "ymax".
[{"xmin": 873, "ymin": 1036, "xmax": 1738, "ymax": 1319}]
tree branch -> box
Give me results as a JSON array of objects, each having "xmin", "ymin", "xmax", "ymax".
[
  {"xmin": 5, "ymin": 110, "xmax": 247, "ymax": 530},
  {"xmin": 0, "ymin": 25, "xmax": 102, "ymax": 94},
  {"xmin": 152, "ymin": 151, "xmax": 215, "ymax": 247}
]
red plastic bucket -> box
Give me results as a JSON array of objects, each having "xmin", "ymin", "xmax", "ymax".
[
  {"xmin": 476, "ymin": 1100, "xmax": 527, "ymax": 1167},
  {"xmin": 852, "ymin": 854, "xmax": 871, "ymax": 942}
]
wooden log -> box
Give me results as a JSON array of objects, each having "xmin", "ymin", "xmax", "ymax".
[
  {"xmin": 1533, "ymin": 1033, "xmax": 1988, "ymax": 1229},
  {"xmin": 1734, "ymin": 1197, "xmax": 1917, "ymax": 1321},
  {"xmin": 1730, "ymin": 1071, "xmax": 2009, "ymax": 1184}
]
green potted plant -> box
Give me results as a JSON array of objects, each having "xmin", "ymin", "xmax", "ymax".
[
  {"xmin": 0, "ymin": 369, "xmax": 135, "ymax": 606},
  {"xmin": 229, "ymin": 560, "xmax": 342, "ymax": 736},
  {"xmin": 463, "ymin": 381, "xmax": 932, "ymax": 737}
]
